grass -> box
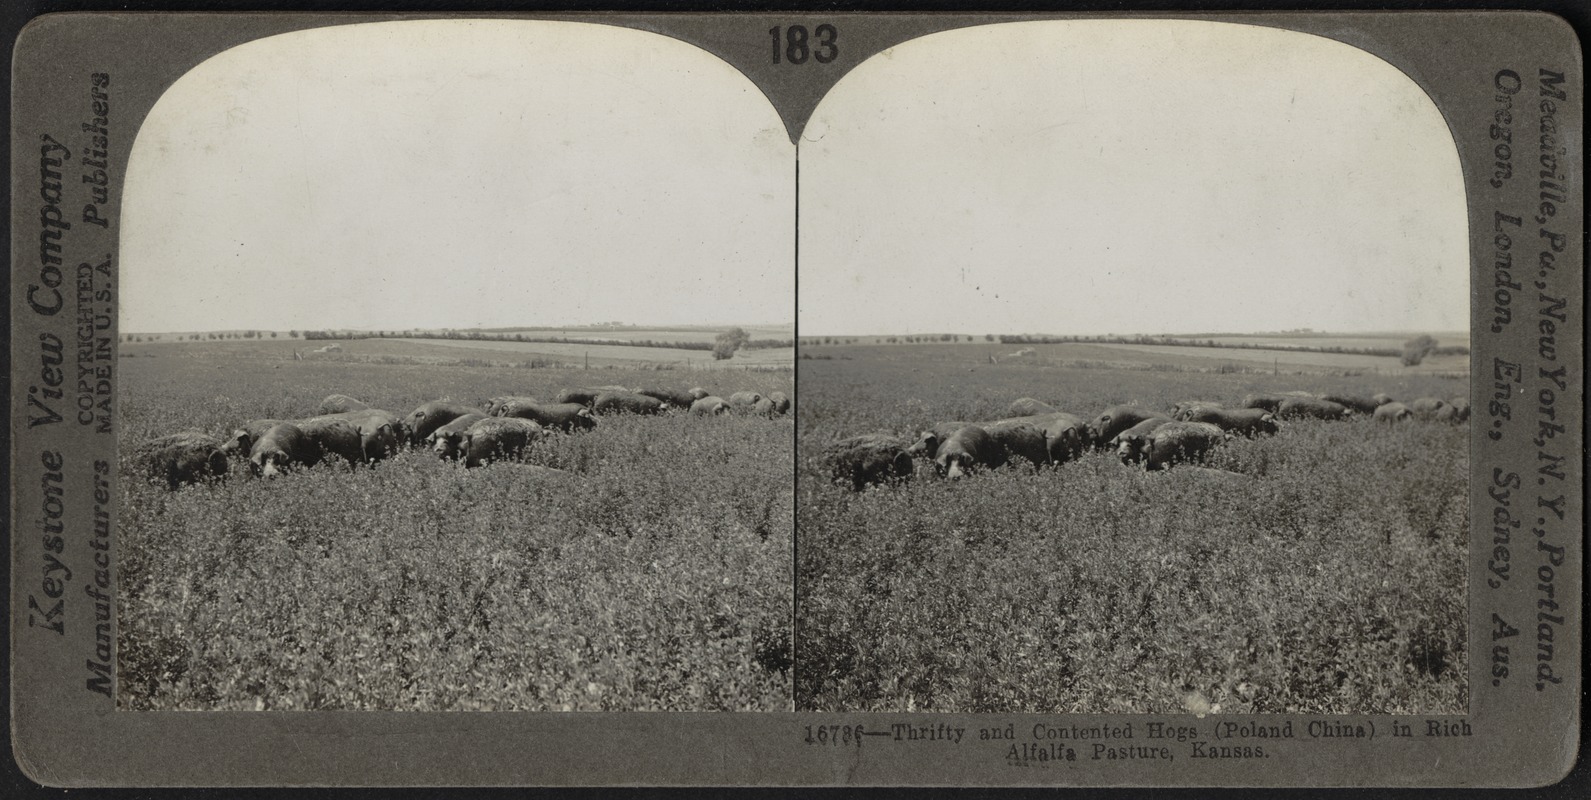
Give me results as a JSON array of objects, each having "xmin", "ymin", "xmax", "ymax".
[
  {"xmin": 796, "ymin": 345, "xmax": 1469, "ymax": 714},
  {"xmin": 117, "ymin": 344, "xmax": 793, "ymax": 711}
]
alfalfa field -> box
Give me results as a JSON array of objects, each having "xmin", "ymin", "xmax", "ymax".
[
  {"xmin": 117, "ymin": 337, "xmax": 793, "ymax": 711},
  {"xmin": 797, "ymin": 340, "xmax": 1469, "ymax": 715}
]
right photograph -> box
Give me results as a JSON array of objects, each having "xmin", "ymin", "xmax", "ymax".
[{"xmin": 795, "ymin": 20, "xmax": 1471, "ymax": 714}]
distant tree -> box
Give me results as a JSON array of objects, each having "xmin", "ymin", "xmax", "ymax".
[
  {"xmin": 713, "ymin": 327, "xmax": 751, "ymax": 360},
  {"xmin": 1401, "ymin": 335, "xmax": 1439, "ymax": 367}
]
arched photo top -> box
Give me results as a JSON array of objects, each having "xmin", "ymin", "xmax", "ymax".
[
  {"xmin": 798, "ymin": 19, "xmax": 1468, "ymax": 339},
  {"xmin": 122, "ymin": 18, "xmax": 794, "ymax": 334}
]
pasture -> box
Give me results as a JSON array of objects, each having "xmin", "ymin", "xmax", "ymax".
[
  {"xmin": 803, "ymin": 334, "xmax": 1469, "ymax": 376},
  {"xmin": 410, "ymin": 337, "xmax": 795, "ymax": 368},
  {"xmin": 117, "ymin": 340, "xmax": 793, "ymax": 711},
  {"xmin": 797, "ymin": 343, "xmax": 1469, "ymax": 714},
  {"xmin": 128, "ymin": 325, "xmax": 796, "ymax": 370}
]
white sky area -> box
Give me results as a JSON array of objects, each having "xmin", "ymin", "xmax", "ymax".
[
  {"xmin": 798, "ymin": 20, "xmax": 1470, "ymax": 337},
  {"xmin": 121, "ymin": 20, "xmax": 794, "ymax": 333}
]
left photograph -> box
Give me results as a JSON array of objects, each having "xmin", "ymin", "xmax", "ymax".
[{"xmin": 115, "ymin": 19, "xmax": 795, "ymax": 711}]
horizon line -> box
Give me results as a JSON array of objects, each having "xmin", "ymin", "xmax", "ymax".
[
  {"xmin": 121, "ymin": 322, "xmax": 796, "ymax": 336},
  {"xmin": 796, "ymin": 328, "xmax": 1475, "ymax": 339}
]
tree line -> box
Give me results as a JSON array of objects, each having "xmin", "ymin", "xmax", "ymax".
[
  {"xmin": 995, "ymin": 333, "xmax": 1467, "ymax": 360},
  {"xmin": 298, "ymin": 328, "xmax": 794, "ymax": 359},
  {"xmin": 124, "ymin": 330, "xmax": 291, "ymax": 342}
]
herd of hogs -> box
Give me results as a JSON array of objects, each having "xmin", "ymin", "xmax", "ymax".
[
  {"xmin": 137, "ymin": 380, "xmax": 1471, "ymax": 493},
  {"xmin": 824, "ymin": 390, "xmax": 1471, "ymax": 491},
  {"xmin": 135, "ymin": 385, "xmax": 792, "ymax": 490}
]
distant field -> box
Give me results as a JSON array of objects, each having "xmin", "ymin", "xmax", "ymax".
[
  {"xmin": 131, "ymin": 325, "xmax": 795, "ymax": 351},
  {"xmin": 797, "ymin": 343, "xmax": 1469, "ymax": 714},
  {"xmin": 407, "ymin": 338, "xmax": 795, "ymax": 368},
  {"xmin": 1087, "ymin": 342, "xmax": 1468, "ymax": 374},
  {"xmin": 465, "ymin": 325, "xmax": 796, "ymax": 344},
  {"xmin": 118, "ymin": 348, "xmax": 792, "ymax": 711},
  {"xmin": 801, "ymin": 341, "xmax": 1470, "ymax": 384},
  {"xmin": 802, "ymin": 332, "xmax": 1470, "ymax": 375},
  {"xmin": 1201, "ymin": 332, "xmax": 1470, "ymax": 351},
  {"xmin": 121, "ymin": 336, "xmax": 793, "ymax": 370}
]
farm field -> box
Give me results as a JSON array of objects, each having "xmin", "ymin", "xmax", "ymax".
[
  {"xmin": 118, "ymin": 342, "xmax": 793, "ymax": 711},
  {"xmin": 469, "ymin": 325, "xmax": 796, "ymax": 344},
  {"xmin": 127, "ymin": 324, "xmax": 795, "ymax": 364},
  {"xmin": 409, "ymin": 337, "xmax": 795, "ymax": 368},
  {"xmin": 797, "ymin": 343, "xmax": 1469, "ymax": 714},
  {"xmin": 1087, "ymin": 342, "xmax": 1468, "ymax": 374},
  {"xmin": 805, "ymin": 339, "xmax": 1467, "ymax": 375},
  {"xmin": 1200, "ymin": 332, "xmax": 1469, "ymax": 351},
  {"xmin": 120, "ymin": 336, "xmax": 792, "ymax": 370}
]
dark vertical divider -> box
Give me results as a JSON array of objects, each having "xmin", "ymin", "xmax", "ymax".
[{"xmin": 790, "ymin": 152, "xmax": 801, "ymax": 710}]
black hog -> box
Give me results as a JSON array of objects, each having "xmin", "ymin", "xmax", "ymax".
[
  {"xmin": 636, "ymin": 387, "xmax": 697, "ymax": 408},
  {"xmin": 138, "ymin": 431, "xmax": 230, "ymax": 490},
  {"xmin": 250, "ymin": 423, "xmax": 323, "ymax": 478},
  {"xmin": 1373, "ymin": 402, "xmax": 1413, "ymax": 423},
  {"xmin": 905, "ymin": 422, "xmax": 974, "ymax": 461},
  {"xmin": 485, "ymin": 396, "xmax": 538, "ymax": 416},
  {"xmin": 428, "ymin": 413, "xmax": 488, "ymax": 460},
  {"xmin": 1408, "ymin": 397, "xmax": 1451, "ymax": 421},
  {"xmin": 994, "ymin": 412, "xmax": 1090, "ymax": 463},
  {"xmin": 308, "ymin": 409, "xmax": 404, "ymax": 462},
  {"xmin": 690, "ymin": 396, "xmax": 731, "ymax": 416},
  {"xmin": 1320, "ymin": 394, "xmax": 1384, "ymax": 414},
  {"xmin": 295, "ymin": 417, "xmax": 366, "ymax": 466},
  {"xmin": 1141, "ymin": 421, "xmax": 1227, "ymax": 471},
  {"xmin": 592, "ymin": 392, "xmax": 664, "ymax": 416},
  {"xmin": 407, "ymin": 401, "xmax": 487, "ymax": 446},
  {"xmin": 221, "ymin": 418, "xmax": 285, "ymax": 460},
  {"xmin": 1112, "ymin": 416, "xmax": 1174, "ymax": 465},
  {"xmin": 499, "ymin": 401, "xmax": 597, "ymax": 432},
  {"xmin": 461, "ymin": 417, "xmax": 546, "ymax": 468},
  {"xmin": 727, "ymin": 391, "xmax": 764, "ymax": 412},
  {"xmin": 1276, "ymin": 397, "xmax": 1349, "ymax": 421},
  {"xmin": 1179, "ymin": 407, "xmax": 1279, "ymax": 437},
  {"xmin": 825, "ymin": 433, "xmax": 915, "ymax": 491},
  {"xmin": 1091, "ymin": 405, "xmax": 1162, "ymax": 447},
  {"xmin": 934, "ymin": 425, "xmax": 1005, "ymax": 480}
]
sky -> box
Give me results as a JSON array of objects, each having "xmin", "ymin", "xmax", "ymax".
[
  {"xmin": 121, "ymin": 19, "xmax": 794, "ymax": 333},
  {"xmin": 797, "ymin": 20, "xmax": 1471, "ymax": 337}
]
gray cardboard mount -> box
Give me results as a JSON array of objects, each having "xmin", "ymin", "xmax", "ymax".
[{"xmin": 9, "ymin": 10, "xmax": 1584, "ymax": 787}]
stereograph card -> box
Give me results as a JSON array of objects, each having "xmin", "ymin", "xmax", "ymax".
[{"xmin": 6, "ymin": 7, "xmax": 1584, "ymax": 788}]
